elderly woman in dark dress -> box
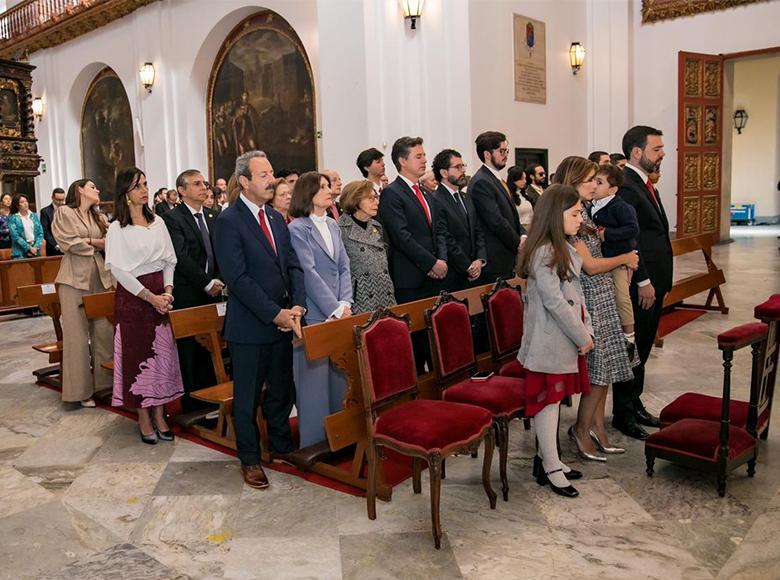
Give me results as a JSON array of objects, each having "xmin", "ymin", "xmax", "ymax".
[{"xmin": 337, "ymin": 180, "xmax": 396, "ymax": 314}]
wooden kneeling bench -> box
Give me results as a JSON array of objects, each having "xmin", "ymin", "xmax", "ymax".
[
  {"xmin": 81, "ymin": 290, "xmax": 116, "ymax": 398},
  {"xmin": 17, "ymin": 283, "xmax": 63, "ymax": 388}
]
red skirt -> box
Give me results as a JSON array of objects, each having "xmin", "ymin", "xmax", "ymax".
[{"xmin": 523, "ymin": 356, "xmax": 590, "ymax": 417}]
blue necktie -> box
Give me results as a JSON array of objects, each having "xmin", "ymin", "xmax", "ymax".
[{"xmin": 194, "ymin": 212, "xmax": 215, "ymax": 276}]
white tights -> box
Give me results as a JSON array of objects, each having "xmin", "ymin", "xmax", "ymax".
[{"xmin": 535, "ymin": 403, "xmax": 571, "ymax": 488}]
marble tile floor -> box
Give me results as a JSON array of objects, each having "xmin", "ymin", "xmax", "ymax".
[{"xmin": 0, "ymin": 235, "xmax": 778, "ymax": 579}]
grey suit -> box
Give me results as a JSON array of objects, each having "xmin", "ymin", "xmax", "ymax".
[
  {"xmin": 518, "ymin": 243, "xmax": 593, "ymax": 374},
  {"xmin": 289, "ymin": 215, "xmax": 353, "ymax": 448},
  {"xmin": 337, "ymin": 213, "xmax": 396, "ymax": 314}
]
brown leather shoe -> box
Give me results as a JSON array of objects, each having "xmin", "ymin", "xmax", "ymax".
[{"xmin": 240, "ymin": 464, "xmax": 270, "ymax": 489}]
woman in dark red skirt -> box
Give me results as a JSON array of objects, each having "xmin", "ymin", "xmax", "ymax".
[
  {"xmin": 516, "ymin": 185, "xmax": 594, "ymax": 498},
  {"xmin": 105, "ymin": 167, "xmax": 183, "ymax": 444}
]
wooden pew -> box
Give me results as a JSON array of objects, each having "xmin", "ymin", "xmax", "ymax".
[
  {"xmin": 302, "ymin": 278, "xmax": 523, "ymax": 499},
  {"xmin": 82, "ymin": 291, "xmax": 116, "ymax": 378},
  {"xmin": 16, "ymin": 283, "xmax": 63, "ymax": 388},
  {"xmin": 0, "ymin": 255, "xmax": 62, "ymax": 313},
  {"xmin": 663, "ymin": 233, "xmax": 728, "ymax": 313}
]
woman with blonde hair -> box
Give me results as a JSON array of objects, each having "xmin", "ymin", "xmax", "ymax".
[
  {"xmin": 270, "ymin": 177, "xmax": 293, "ymax": 224},
  {"xmin": 53, "ymin": 179, "xmax": 114, "ymax": 406},
  {"xmin": 553, "ymin": 156, "xmax": 638, "ymax": 459},
  {"xmin": 337, "ymin": 180, "xmax": 396, "ymax": 313}
]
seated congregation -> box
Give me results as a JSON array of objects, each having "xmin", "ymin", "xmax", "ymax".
[{"xmin": 13, "ymin": 126, "xmax": 779, "ymax": 549}]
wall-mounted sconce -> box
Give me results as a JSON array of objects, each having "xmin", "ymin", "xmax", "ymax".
[
  {"xmin": 400, "ymin": 0, "xmax": 424, "ymax": 30},
  {"xmin": 733, "ymin": 109, "xmax": 748, "ymax": 134},
  {"xmin": 139, "ymin": 62, "xmax": 155, "ymax": 93},
  {"xmin": 569, "ymin": 42, "xmax": 585, "ymax": 75},
  {"xmin": 31, "ymin": 97, "xmax": 44, "ymax": 121}
]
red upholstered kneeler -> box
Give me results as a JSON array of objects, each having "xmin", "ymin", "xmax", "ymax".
[
  {"xmin": 354, "ymin": 309, "xmax": 497, "ymax": 550},
  {"xmin": 426, "ymin": 293, "xmax": 525, "ymax": 502},
  {"xmin": 645, "ymin": 320, "xmax": 770, "ymax": 496}
]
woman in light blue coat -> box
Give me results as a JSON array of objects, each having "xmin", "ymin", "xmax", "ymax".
[
  {"xmin": 288, "ymin": 171, "xmax": 353, "ymax": 448},
  {"xmin": 8, "ymin": 193, "xmax": 44, "ymax": 259}
]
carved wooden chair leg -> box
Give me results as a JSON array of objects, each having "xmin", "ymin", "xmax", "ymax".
[
  {"xmin": 366, "ymin": 442, "xmax": 378, "ymax": 520},
  {"xmin": 471, "ymin": 449, "xmax": 478, "ymax": 458},
  {"xmin": 428, "ymin": 454, "xmax": 443, "ymax": 549},
  {"xmin": 441, "ymin": 458, "xmax": 446, "ymax": 480},
  {"xmin": 412, "ymin": 457, "xmax": 422, "ymax": 494},
  {"xmin": 523, "ymin": 417, "xmax": 531, "ymax": 430},
  {"xmin": 645, "ymin": 451, "xmax": 655, "ymax": 477},
  {"xmin": 747, "ymin": 456, "xmax": 757, "ymax": 477},
  {"xmin": 717, "ymin": 472, "xmax": 727, "ymax": 498},
  {"xmin": 482, "ymin": 429, "xmax": 497, "ymax": 509},
  {"xmin": 497, "ymin": 418, "xmax": 509, "ymax": 502}
]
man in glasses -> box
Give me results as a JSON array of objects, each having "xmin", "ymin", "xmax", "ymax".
[
  {"xmin": 469, "ymin": 131, "xmax": 526, "ymax": 282},
  {"xmin": 525, "ymin": 163, "xmax": 547, "ymax": 205}
]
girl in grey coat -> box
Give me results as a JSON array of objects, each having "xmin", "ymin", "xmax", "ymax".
[{"xmin": 516, "ymin": 185, "xmax": 594, "ymax": 498}]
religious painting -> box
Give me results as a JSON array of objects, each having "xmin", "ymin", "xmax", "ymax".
[
  {"xmin": 642, "ymin": 0, "xmax": 769, "ymax": 23},
  {"xmin": 0, "ymin": 79, "xmax": 21, "ymax": 137},
  {"xmin": 208, "ymin": 11, "xmax": 316, "ymax": 182},
  {"xmin": 81, "ymin": 68, "xmax": 135, "ymax": 201},
  {"xmin": 513, "ymin": 14, "xmax": 546, "ymax": 105}
]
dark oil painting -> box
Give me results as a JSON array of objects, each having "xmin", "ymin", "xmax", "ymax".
[
  {"xmin": 0, "ymin": 82, "xmax": 21, "ymax": 137},
  {"xmin": 209, "ymin": 14, "xmax": 316, "ymax": 182},
  {"xmin": 81, "ymin": 69, "xmax": 136, "ymax": 201}
]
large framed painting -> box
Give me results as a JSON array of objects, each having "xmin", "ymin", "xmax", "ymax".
[
  {"xmin": 208, "ymin": 11, "xmax": 316, "ymax": 182},
  {"xmin": 0, "ymin": 78, "xmax": 22, "ymax": 138},
  {"xmin": 81, "ymin": 68, "xmax": 135, "ymax": 201}
]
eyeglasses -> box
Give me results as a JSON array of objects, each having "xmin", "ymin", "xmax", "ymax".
[{"xmin": 449, "ymin": 163, "xmax": 467, "ymax": 170}]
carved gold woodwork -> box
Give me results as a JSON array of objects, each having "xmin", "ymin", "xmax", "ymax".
[
  {"xmin": 702, "ymin": 153, "xmax": 720, "ymax": 191},
  {"xmin": 683, "ymin": 153, "xmax": 701, "ymax": 192},
  {"xmin": 683, "ymin": 197, "xmax": 700, "ymax": 235},
  {"xmin": 685, "ymin": 105, "xmax": 701, "ymax": 145},
  {"xmin": 0, "ymin": 58, "xmax": 39, "ymax": 179},
  {"xmin": 701, "ymin": 196, "xmax": 718, "ymax": 233},
  {"xmin": 684, "ymin": 59, "xmax": 701, "ymax": 97},
  {"xmin": 704, "ymin": 106, "xmax": 718, "ymax": 144},
  {"xmin": 642, "ymin": 0, "xmax": 767, "ymax": 23},
  {"xmin": 704, "ymin": 61, "xmax": 721, "ymax": 98}
]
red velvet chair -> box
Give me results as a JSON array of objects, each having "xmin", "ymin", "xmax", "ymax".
[
  {"xmin": 481, "ymin": 279, "xmax": 527, "ymax": 379},
  {"xmin": 659, "ymin": 293, "xmax": 780, "ymax": 439},
  {"xmin": 425, "ymin": 292, "xmax": 525, "ymax": 502},
  {"xmin": 645, "ymin": 321, "xmax": 768, "ymax": 496},
  {"xmin": 354, "ymin": 308, "xmax": 497, "ymax": 549}
]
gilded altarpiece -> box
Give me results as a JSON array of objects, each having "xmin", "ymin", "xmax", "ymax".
[
  {"xmin": 677, "ymin": 52, "xmax": 723, "ymax": 238},
  {"xmin": 0, "ymin": 59, "xmax": 38, "ymax": 201}
]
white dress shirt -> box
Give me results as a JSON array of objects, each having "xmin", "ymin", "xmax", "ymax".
[
  {"xmin": 19, "ymin": 213, "xmax": 34, "ymax": 243},
  {"xmin": 399, "ymin": 174, "xmax": 432, "ymax": 217},
  {"xmin": 182, "ymin": 201, "xmax": 221, "ymax": 292},
  {"xmin": 240, "ymin": 193, "xmax": 276, "ymax": 249}
]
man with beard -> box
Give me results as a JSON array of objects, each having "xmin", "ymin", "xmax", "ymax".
[
  {"xmin": 525, "ymin": 163, "xmax": 547, "ymax": 204},
  {"xmin": 611, "ymin": 125, "xmax": 672, "ymax": 440},
  {"xmin": 431, "ymin": 149, "xmax": 485, "ymax": 291},
  {"xmin": 469, "ymin": 131, "xmax": 525, "ymax": 282}
]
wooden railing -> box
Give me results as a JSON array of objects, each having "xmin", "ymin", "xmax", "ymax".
[{"xmin": 0, "ymin": 0, "xmax": 158, "ymax": 58}]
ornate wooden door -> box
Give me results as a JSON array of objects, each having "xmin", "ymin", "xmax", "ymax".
[{"xmin": 677, "ymin": 52, "xmax": 724, "ymax": 239}]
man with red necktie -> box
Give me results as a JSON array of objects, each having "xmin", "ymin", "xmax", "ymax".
[
  {"xmin": 379, "ymin": 136, "xmax": 448, "ymax": 372},
  {"xmin": 612, "ymin": 125, "xmax": 673, "ymax": 440},
  {"xmin": 214, "ymin": 151, "xmax": 306, "ymax": 490}
]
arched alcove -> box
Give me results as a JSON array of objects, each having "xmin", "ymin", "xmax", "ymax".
[
  {"xmin": 207, "ymin": 10, "xmax": 316, "ymax": 181},
  {"xmin": 81, "ymin": 67, "xmax": 135, "ymax": 200}
]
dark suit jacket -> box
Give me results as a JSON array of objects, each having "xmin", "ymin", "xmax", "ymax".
[
  {"xmin": 155, "ymin": 201, "xmax": 176, "ymax": 215},
  {"xmin": 469, "ymin": 165, "xmax": 526, "ymax": 280},
  {"xmin": 433, "ymin": 184, "xmax": 486, "ymax": 290},
  {"xmin": 162, "ymin": 203, "xmax": 220, "ymax": 309},
  {"xmin": 591, "ymin": 196, "xmax": 639, "ymax": 257},
  {"xmin": 616, "ymin": 167, "xmax": 673, "ymax": 294},
  {"xmin": 378, "ymin": 176, "xmax": 446, "ymax": 290},
  {"xmin": 214, "ymin": 199, "xmax": 305, "ymax": 344},
  {"xmin": 39, "ymin": 204, "xmax": 62, "ymax": 256}
]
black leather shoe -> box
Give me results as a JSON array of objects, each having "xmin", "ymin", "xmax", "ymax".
[
  {"xmin": 545, "ymin": 469, "xmax": 579, "ymax": 498},
  {"xmin": 534, "ymin": 456, "xmax": 583, "ymax": 484},
  {"xmin": 612, "ymin": 418, "xmax": 649, "ymax": 440},
  {"xmin": 634, "ymin": 408, "xmax": 661, "ymax": 428}
]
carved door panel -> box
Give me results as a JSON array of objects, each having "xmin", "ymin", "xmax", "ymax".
[{"xmin": 677, "ymin": 52, "xmax": 723, "ymax": 239}]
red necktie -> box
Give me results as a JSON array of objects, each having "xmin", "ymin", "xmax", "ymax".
[
  {"xmin": 645, "ymin": 179, "xmax": 659, "ymax": 207},
  {"xmin": 258, "ymin": 208, "xmax": 277, "ymax": 255},
  {"xmin": 329, "ymin": 204, "xmax": 339, "ymax": 220},
  {"xmin": 412, "ymin": 184, "xmax": 432, "ymax": 225}
]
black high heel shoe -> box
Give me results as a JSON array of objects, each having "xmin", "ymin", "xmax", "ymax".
[
  {"xmin": 533, "ymin": 455, "xmax": 583, "ymax": 485},
  {"xmin": 154, "ymin": 425, "xmax": 174, "ymax": 442},
  {"xmin": 140, "ymin": 429, "xmax": 158, "ymax": 445}
]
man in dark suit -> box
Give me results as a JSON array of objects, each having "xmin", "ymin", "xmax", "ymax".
[
  {"xmin": 612, "ymin": 125, "xmax": 672, "ymax": 440},
  {"xmin": 162, "ymin": 169, "xmax": 223, "ymax": 412},
  {"xmin": 155, "ymin": 189, "xmax": 178, "ymax": 215},
  {"xmin": 214, "ymin": 151, "xmax": 306, "ymax": 489},
  {"xmin": 469, "ymin": 131, "xmax": 526, "ymax": 282},
  {"xmin": 39, "ymin": 188, "xmax": 65, "ymax": 256},
  {"xmin": 379, "ymin": 136, "xmax": 447, "ymax": 372},
  {"xmin": 431, "ymin": 148, "xmax": 486, "ymax": 291}
]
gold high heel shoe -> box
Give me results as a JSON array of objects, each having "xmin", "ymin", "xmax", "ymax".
[
  {"xmin": 590, "ymin": 430, "xmax": 625, "ymax": 454},
  {"xmin": 567, "ymin": 425, "xmax": 606, "ymax": 462}
]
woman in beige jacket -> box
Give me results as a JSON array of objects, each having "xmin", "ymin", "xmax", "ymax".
[{"xmin": 53, "ymin": 179, "xmax": 114, "ymax": 406}]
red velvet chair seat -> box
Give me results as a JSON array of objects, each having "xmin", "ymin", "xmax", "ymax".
[
  {"xmin": 443, "ymin": 376, "xmax": 524, "ymax": 416},
  {"xmin": 755, "ymin": 294, "xmax": 780, "ymax": 321},
  {"xmin": 646, "ymin": 418, "xmax": 756, "ymax": 462},
  {"xmin": 717, "ymin": 322, "xmax": 768, "ymax": 349},
  {"xmin": 375, "ymin": 400, "xmax": 493, "ymax": 455},
  {"xmin": 660, "ymin": 392, "xmax": 770, "ymax": 430},
  {"xmin": 498, "ymin": 358, "xmax": 526, "ymax": 379}
]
